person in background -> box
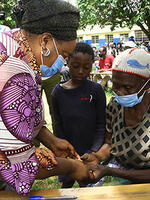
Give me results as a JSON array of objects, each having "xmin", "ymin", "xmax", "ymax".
[
  {"xmin": 99, "ymin": 46, "xmax": 114, "ymax": 71},
  {"xmin": 140, "ymin": 42, "xmax": 148, "ymax": 51},
  {"xmin": 122, "ymin": 41, "xmax": 136, "ymax": 50},
  {"xmin": 82, "ymin": 48, "xmax": 150, "ymax": 186},
  {"xmin": 129, "ymin": 36, "xmax": 135, "ymax": 42},
  {"xmin": 92, "ymin": 46, "xmax": 114, "ymax": 87},
  {"xmin": 0, "ymin": 0, "xmax": 94, "ymax": 195},
  {"xmin": 116, "ymin": 42, "xmax": 123, "ymax": 55},
  {"xmin": 13, "ymin": 0, "xmax": 24, "ymax": 28},
  {"xmin": 92, "ymin": 46, "xmax": 99, "ymax": 61},
  {"xmin": 107, "ymin": 42, "xmax": 116, "ymax": 58},
  {"xmin": 52, "ymin": 42, "xmax": 106, "ymax": 188},
  {"xmin": 0, "ymin": 5, "xmax": 10, "ymax": 32}
]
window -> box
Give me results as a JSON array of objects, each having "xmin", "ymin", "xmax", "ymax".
[
  {"xmin": 120, "ymin": 34, "xmax": 129, "ymax": 42},
  {"xmin": 105, "ymin": 35, "xmax": 113, "ymax": 43},
  {"xmin": 92, "ymin": 35, "xmax": 99, "ymax": 44},
  {"xmin": 135, "ymin": 31, "xmax": 149, "ymax": 42},
  {"xmin": 76, "ymin": 37, "xmax": 83, "ymax": 42}
]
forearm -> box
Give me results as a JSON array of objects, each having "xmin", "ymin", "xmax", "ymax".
[
  {"xmin": 106, "ymin": 167, "xmax": 150, "ymax": 183},
  {"xmin": 37, "ymin": 157, "xmax": 74, "ymax": 179},
  {"xmin": 37, "ymin": 157, "xmax": 89, "ymax": 182},
  {"xmin": 95, "ymin": 143, "xmax": 111, "ymax": 161},
  {"xmin": 36, "ymin": 126, "xmax": 56, "ymax": 150}
]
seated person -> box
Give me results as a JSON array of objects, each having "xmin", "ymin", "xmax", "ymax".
[{"xmin": 82, "ymin": 48, "xmax": 150, "ymax": 185}]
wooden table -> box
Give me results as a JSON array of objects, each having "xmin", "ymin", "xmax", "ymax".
[{"xmin": 1, "ymin": 183, "xmax": 150, "ymax": 200}]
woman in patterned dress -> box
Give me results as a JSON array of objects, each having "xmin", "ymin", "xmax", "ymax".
[
  {"xmin": 0, "ymin": 0, "xmax": 93, "ymax": 195},
  {"xmin": 82, "ymin": 48, "xmax": 150, "ymax": 185}
]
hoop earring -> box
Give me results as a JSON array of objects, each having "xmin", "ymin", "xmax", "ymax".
[{"xmin": 41, "ymin": 47, "xmax": 50, "ymax": 57}]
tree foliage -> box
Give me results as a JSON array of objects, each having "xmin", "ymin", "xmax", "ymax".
[
  {"xmin": 77, "ymin": 0, "xmax": 150, "ymax": 40},
  {"xmin": 0, "ymin": 0, "xmax": 17, "ymax": 28}
]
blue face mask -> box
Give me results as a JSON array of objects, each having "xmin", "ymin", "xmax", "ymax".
[
  {"xmin": 40, "ymin": 38, "xmax": 66, "ymax": 77},
  {"xmin": 41, "ymin": 55, "xmax": 66, "ymax": 77},
  {"xmin": 114, "ymin": 79, "xmax": 150, "ymax": 107}
]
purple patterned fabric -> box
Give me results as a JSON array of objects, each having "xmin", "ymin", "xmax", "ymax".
[
  {"xmin": 0, "ymin": 29, "xmax": 53, "ymax": 196},
  {"xmin": 0, "ymin": 151, "xmax": 39, "ymax": 195},
  {"xmin": 0, "ymin": 72, "xmax": 42, "ymax": 143}
]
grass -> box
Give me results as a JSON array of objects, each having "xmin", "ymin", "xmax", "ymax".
[{"xmin": 32, "ymin": 85, "xmax": 114, "ymax": 191}]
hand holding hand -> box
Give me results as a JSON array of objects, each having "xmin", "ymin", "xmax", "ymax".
[
  {"xmin": 81, "ymin": 152, "xmax": 99, "ymax": 166},
  {"xmin": 51, "ymin": 137, "xmax": 80, "ymax": 159},
  {"xmin": 68, "ymin": 159, "xmax": 95, "ymax": 183}
]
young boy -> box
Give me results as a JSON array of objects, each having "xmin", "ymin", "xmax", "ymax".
[{"xmin": 51, "ymin": 42, "xmax": 106, "ymax": 188}]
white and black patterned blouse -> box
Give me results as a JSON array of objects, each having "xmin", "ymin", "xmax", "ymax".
[{"xmin": 106, "ymin": 97, "xmax": 150, "ymax": 169}]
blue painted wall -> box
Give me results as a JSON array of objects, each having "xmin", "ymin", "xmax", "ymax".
[
  {"xmin": 113, "ymin": 38, "xmax": 120, "ymax": 45},
  {"xmin": 83, "ymin": 38, "xmax": 123, "ymax": 46},
  {"xmin": 99, "ymin": 39, "xmax": 106, "ymax": 47},
  {"xmin": 84, "ymin": 40, "xmax": 92, "ymax": 45}
]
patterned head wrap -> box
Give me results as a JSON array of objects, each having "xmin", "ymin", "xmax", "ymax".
[
  {"xmin": 21, "ymin": 0, "xmax": 80, "ymax": 41},
  {"xmin": 112, "ymin": 48, "xmax": 150, "ymax": 79}
]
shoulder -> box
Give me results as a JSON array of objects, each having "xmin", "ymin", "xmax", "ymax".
[
  {"xmin": 86, "ymin": 80, "xmax": 105, "ymax": 96},
  {"xmin": 107, "ymin": 54, "xmax": 114, "ymax": 60},
  {"xmin": 87, "ymin": 80, "xmax": 103, "ymax": 89},
  {"xmin": 107, "ymin": 97, "xmax": 121, "ymax": 113},
  {"xmin": 51, "ymin": 83, "xmax": 62, "ymax": 96},
  {"xmin": 0, "ymin": 25, "xmax": 10, "ymax": 32}
]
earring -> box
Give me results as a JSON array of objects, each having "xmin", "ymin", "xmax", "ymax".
[{"xmin": 41, "ymin": 47, "xmax": 50, "ymax": 57}]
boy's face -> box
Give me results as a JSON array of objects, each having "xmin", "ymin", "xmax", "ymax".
[{"xmin": 68, "ymin": 52, "xmax": 93, "ymax": 82}]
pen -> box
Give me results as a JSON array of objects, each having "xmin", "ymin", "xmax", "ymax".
[
  {"xmin": 41, "ymin": 197, "xmax": 78, "ymax": 200},
  {"xmin": 29, "ymin": 196, "xmax": 78, "ymax": 200}
]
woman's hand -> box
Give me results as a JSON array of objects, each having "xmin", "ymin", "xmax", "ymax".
[
  {"xmin": 37, "ymin": 126, "xmax": 80, "ymax": 159},
  {"xmin": 81, "ymin": 152, "xmax": 100, "ymax": 166},
  {"xmin": 51, "ymin": 137, "xmax": 80, "ymax": 159}
]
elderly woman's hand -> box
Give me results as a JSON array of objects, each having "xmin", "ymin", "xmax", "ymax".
[{"xmin": 81, "ymin": 152, "xmax": 100, "ymax": 166}]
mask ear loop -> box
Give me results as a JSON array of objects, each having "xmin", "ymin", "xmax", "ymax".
[
  {"xmin": 41, "ymin": 47, "xmax": 44, "ymax": 66},
  {"xmin": 138, "ymin": 78, "xmax": 150, "ymax": 93},
  {"xmin": 52, "ymin": 38, "xmax": 59, "ymax": 56},
  {"xmin": 41, "ymin": 46, "xmax": 50, "ymax": 65}
]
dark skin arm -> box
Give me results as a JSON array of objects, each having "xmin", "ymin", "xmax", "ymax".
[
  {"xmin": 88, "ymin": 165, "xmax": 150, "ymax": 184},
  {"xmin": 37, "ymin": 157, "xmax": 94, "ymax": 183},
  {"xmin": 36, "ymin": 126, "xmax": 80, "ymax": 159},
  {"xmin": 81, "ymin": 132, "xmax": 111, "ymax": 166},
  {"xmin": 83, "ymin": 133, "xmax": 150, "ymax": 184}
]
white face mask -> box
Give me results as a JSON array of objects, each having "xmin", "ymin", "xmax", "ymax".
[{"xmin": 40, "ymin": 38, "xmax": 66, "ymax": 77}]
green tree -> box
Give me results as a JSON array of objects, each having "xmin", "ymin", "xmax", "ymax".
[
  {"xmin": 0, "ymin": 0, "xmax": 17, "ymax": 28},
  {"xmin": 77, "ymin": 0, "xmax": 150, "ymax": 40}
]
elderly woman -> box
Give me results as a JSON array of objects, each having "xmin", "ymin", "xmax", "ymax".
[
  {"xmin": 0, "ymin": 0, "xmax": 93, "ymax": 195},
  {"xmin": 82, "ymin": 48, "xmax": 150, "ymax": 185}
]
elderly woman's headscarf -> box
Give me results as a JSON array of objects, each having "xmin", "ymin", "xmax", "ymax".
[
  {"xmin": 21, "ymin": 0, "xmax": 80, "ymax": 41},
  {"xmin": 112, "ymin": 48, "xmax": 150, "ymax": 79}
]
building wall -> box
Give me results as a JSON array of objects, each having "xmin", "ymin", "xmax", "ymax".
[{"xmin": 77, "ymin": 25, "xmax": 148, "ymax": 47}]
